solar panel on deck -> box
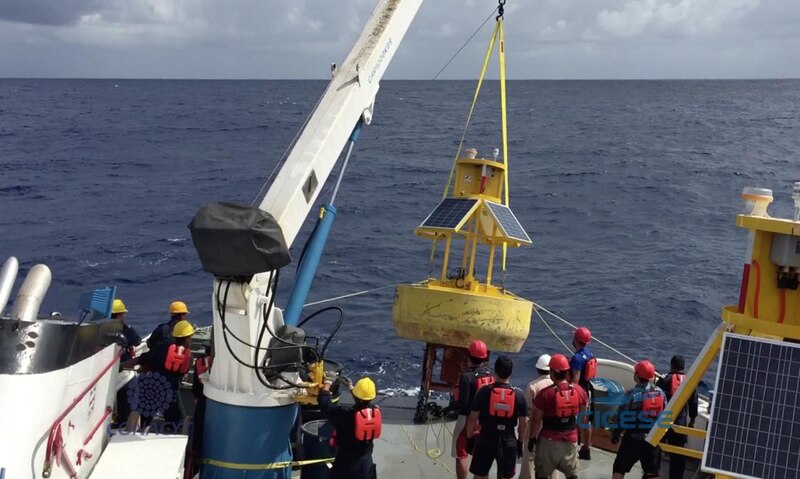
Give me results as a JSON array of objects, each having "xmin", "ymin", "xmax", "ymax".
[
  {"xmin": 484, "ymin": 201, "xmax": 531, "ymax": 243},
  {"xmin": 703, "ymin": 333, "xmax": 800, "ymax": 479},
  {"xmin": 419, "ymin": 198, "xmax": 478, "ymax": 230}
]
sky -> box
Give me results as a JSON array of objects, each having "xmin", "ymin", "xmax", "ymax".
[{"xmin": 0, "ymin": 0, "xmax": 798, "ymax": 79}]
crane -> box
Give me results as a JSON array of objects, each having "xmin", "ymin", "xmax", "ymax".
[{"xmin": 187, "ymin": 1, "xmax": 424, "ymax": 478}]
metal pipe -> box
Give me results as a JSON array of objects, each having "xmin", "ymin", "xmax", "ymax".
[
  {"xmin": 10, "ymin": 264, "xmax": 52, "ymax": 321},
  {"xmin": 0, "ymin": 256, "xmax": 19, "ymax": 317}
]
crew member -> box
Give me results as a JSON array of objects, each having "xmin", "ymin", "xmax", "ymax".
[
  {"xmin": 466, "ymin": 355, "xmax": 528, "ymax": 479},
  {"xmin": 530, "ymin": 354, "xmax": 589, "ymax": 479},
  {"xmin": 147, "ymin": 301, "xmax": 189, "ymax": 349},
  {"xmin": 519, "ymin": 354, "xmax": 554, "ymax": 479},
  {"xmin": 570, "ymin": 326, "xmax": 596, "ymax": 459},
  {"xmin": 611, "ymin": 360, "xmax": 666, "ymax": 479},
  {"xmin": 452, "ymin": 339, "xmax": 494, "ymax": 479},
  {"xmin": 112, "ymin": 298, "xmax": 141, "ymax": 425},
  {"xmin": 319, "ymin": 376, "xmax": 381, "ymax": 479},
  {"xmin": 655, "ymin": 355, "xmax": 698, "ymax": 479},
  {"xmin": 134, "ymin": 319, "xmax": 195, "ymax": 429}
]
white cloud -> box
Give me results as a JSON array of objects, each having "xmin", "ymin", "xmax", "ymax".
[
  {"xmin": 0, "ymin": 0, "xmax": 795, "ymax": 79},
  {"xmin": 597, "ymin": 0, "xmax": 760, "ymax": 38}
]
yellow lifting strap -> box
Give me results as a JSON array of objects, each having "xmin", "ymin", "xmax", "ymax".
[
  {"xmin": 197, "ymin": 456, "xmax": 335, "ymax": 471},
  {"xmin": 497, "ymin": 19, "xmax": 509, "ymax": 271},
  {"xmin": 442, "ymin": 20, "xmax": 501, "ymax": 200},
  {"xmin": 438, "ymin": 17, "xmax": 512, "ymax": 272}
]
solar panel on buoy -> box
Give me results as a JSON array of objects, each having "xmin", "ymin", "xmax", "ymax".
[
  {"xmin": 702, "ymin": 333, "xmax": 800, "ymax": 479},
  {"xmin": 419, "ymin": 198, "xmax": 479, "ymax": 231},
  {"xmin": 483, "ymin": 201, "xmax": 531, "ymax": 244}
]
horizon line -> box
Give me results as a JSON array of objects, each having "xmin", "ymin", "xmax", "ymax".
[{"xmin": 2, "ymin": 77, "xmax": 800, "ymax": 82}]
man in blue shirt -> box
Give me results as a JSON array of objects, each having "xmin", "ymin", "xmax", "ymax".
[
  {"xmin": 570, "ymin": 327, "xmax": 596, "ymax": 460},
  {"xmin": 611, "ymin": 360, "xmax": 666, "ymax": 479}
]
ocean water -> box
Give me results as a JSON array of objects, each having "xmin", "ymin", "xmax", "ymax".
[{"xmin": 1, "ymin": 79, "xmax": 799, "ymax": 392}]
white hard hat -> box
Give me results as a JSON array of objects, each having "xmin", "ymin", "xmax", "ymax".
[{"xmin": 536, "ymin": 354, "xmax": 552, "ymax": 371}]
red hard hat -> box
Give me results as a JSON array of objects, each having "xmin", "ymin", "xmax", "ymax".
[
  {"xmin": 574, "ymin": 327, "xmax": 592, "ymax": 344},
  {"xmin": 634, "ymin": 360, "xmax": 656, "ymax": 381},
  {"xmin": 549, "ymin": 354, "xmax": 571, "ymax": 372},
  {"xmin": 468, "ymin": 340, "xmax": 488, "ymax": 360}
]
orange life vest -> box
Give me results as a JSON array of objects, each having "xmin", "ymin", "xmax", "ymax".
[
  {"xmin": 543, "ymin": 383, "xmax": 580, "ymax": 431},
  {"xmin": 195, "ymin": 356, "xmax": 212, "ymax": 376},
  {"xmin": 354, "ymin": 407, "xmax": 382, "ymax": 441},
  {"xmin": 165, "ymin": 344, "xmax": 191, "ymax": 374},
  {"xmin": 670, "ymin": 373, "xmax": 685, "ymax": 396},
  {"xmin": 488, "ymin": 385, "xmax": 516, "ymax": 418},
  {"xmin": 641, "ymin": 390, "xmax": 665, "ymax": 419},
  {"xmin": 584, "ymin": 357, "xmax": 598, "ymax": 381}
]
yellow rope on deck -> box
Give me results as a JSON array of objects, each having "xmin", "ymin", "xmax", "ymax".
[{"xmin": 197, "ymin": 456, "xmax": 334, "ymax": 471}]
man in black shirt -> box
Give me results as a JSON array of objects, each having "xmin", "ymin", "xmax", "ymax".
[
  {"xmin": 466, "ymin": 355, "xmax": 529, "ymax": 479},
  {"xmin": 319, "ymin": 376, "xmax": 381, "ymax": 479},
  {"xmin": 112, "ymin": 298, "xmax": 141, "ymax": 425},
  {"xmin": 655, "ymin": 355, "xmax": 698, "ymax": 479},
  {"xmin": 132, "ymin": 319, "xmax": 195, "ymax": 429},
  {"xmin": 452, "ymin": 339, "xmax": 493, "ymax": 479},
  {"xmin": 146, "ymin": 300, "xmax": 189, "ymax": 350}
]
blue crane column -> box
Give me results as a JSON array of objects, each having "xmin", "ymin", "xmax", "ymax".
[
  {"xmin": 283, "ymin": 120, "xmax": 363, "ymax": 327},
  {"xmin": 201, "ymin": 121, "xmax": 363, "ymax": 479}
]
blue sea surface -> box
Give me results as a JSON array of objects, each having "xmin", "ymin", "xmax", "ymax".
[{"xmin": 1, "ymin": 79, "xmax": 799, "ymax": 392}]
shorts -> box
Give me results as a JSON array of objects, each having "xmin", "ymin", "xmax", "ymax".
[
  {"xmin": 452, "ymin": 415, "xmax": 469, "ymax": 459},
  {"xmin": 534, "ymin": 437, "xmax": 578, "ymax": 478},
  {"xmin": 469, "ymin": 435, "xmax": 517, "ymax": 478},
  {"xmin": 613, "ymin": 435, "xmax": 661, "ymax": 477}
]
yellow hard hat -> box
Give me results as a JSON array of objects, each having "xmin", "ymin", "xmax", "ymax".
[
  {"xmin": 352, "ymin": 377, "xmax": 376, "ymax": 401},
  {"xmin": 112, "ymin": 299, "xmax": 128, "ymax": 314},
  {"xmin": 172, "ymin": 320, "xmax": 195, "ymax": 338},
  {"xmin": 169, "ymin": 301, "xmax": 189, "ymax": 314}
]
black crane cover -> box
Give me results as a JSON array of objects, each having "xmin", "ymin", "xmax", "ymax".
[{"xmin": 189, "ymin": 202, "xmax": 291, "ymax": 278}]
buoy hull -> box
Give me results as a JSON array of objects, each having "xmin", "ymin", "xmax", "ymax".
[{"xmin": 392, "ymin": 283, "xmax": 532, "ymax": 352}]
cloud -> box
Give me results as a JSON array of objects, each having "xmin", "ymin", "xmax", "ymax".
[
  {"xmin": 0, "ymin": 0, "xmax": 107, "ymax": 26},
  {"xmin": 597, "ymin": 0, "xmax": 760, "ymax": 38},
  {"xmin": 0, "ymin": 0, "xmax": 795, "ymax": 79}
]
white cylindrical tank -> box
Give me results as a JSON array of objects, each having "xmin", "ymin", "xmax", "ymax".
[
  {"xmin": 10, "ymin": 264, "xmax": 52, "ymax": 322},
  {"xmin": 0, "ymin": 256, "xmax": 19, "ymax": 317}
]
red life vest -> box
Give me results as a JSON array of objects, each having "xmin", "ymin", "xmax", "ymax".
[
  {"xmin": 354, "ymin": 407, "xmax": 382, "ymax": 441},
  {"xmin": 670, "ymin": 373, "xmax": 685, "ymax": 396},
  {"xmin": 165, "ymin": 345, "xmax": 191, "ymax": 374},
  {"xmin": 641, "ymin": 390, "xmax": 665, "ymax": 419},
  {"xmin": 543, "ymin": 383, "xmax": 580, "ymax": 431},
  {"xmin": 195, "ymin": 356, "xmax": 212, "ymax": 376},
  {"xmin": 453, "ymin": 369, "xmax": 493, "ymax": 401},
  {"xmin": 488, "ymin": 385, "xmax": 516, "ymax": 418},
  {"xmin": 475, "ymin": 374, "xmax": 494, "ymax": 391},
  {"xmin": 555, "ymin": 384, "xmax": 580, "ymax": 418},
  {"xmin": 584, "ymin": 357, "xmax": 598, "ymax": 381}
]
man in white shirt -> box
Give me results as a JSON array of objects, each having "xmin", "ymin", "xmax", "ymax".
[{"xmin": 519, "ymin": 354, "xmax": 555, "ymax": 479}]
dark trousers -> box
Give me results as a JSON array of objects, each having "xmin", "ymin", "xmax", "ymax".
[
  {"xmin": 331, "ymin": 450, "xmax": 375, "ymax": 479},
  {"xmin": 116, "ymin": 385, "xmax": 132, "ymax": 424},
  {"xmin": 664, "ymin": 429, "xmax": 688, "ymax": 479}
]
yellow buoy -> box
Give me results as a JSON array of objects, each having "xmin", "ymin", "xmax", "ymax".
[{"xmin": 392, "ymin": 148, "xmax": 533, "ymax": 353}]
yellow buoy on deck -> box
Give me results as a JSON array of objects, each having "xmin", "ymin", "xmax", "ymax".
[{"xmin": 392, "ymin": 148, "xmax": 533, "ymax": 352}]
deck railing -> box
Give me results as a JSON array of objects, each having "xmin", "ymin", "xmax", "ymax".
[{"xmin": 42, "ymin": 349, "xmax": 123, "ymax": 478}]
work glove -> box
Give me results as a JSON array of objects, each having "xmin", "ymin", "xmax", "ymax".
[
  {"xmin": 527, "ymin": 437, "xmax": 537, "ymax": 453},
  {"xmin": 466, "ymin": 437, "xmax": 476, "ymax": 454},
  {"xmin": 517, "ymin": 440, "xmax": 523, "ymax": 458},
  {"xmin": 340, "ymin": 376, "xmax": 353, "ymax": 389}
]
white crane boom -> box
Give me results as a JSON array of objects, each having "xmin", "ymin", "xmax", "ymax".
[{"xmin": 259, "ymin": 0, "xmax": 422, "ymax": 248}]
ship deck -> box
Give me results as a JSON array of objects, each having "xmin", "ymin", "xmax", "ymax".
[{"xmin": 318, "ymin": 396, "xmax": 701, "ymax": 479}]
